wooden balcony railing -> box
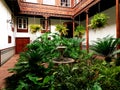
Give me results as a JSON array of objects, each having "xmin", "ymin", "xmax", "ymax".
[{"xmin": 17, "ymin": 0, "xmax": 100, "ymax": 18}]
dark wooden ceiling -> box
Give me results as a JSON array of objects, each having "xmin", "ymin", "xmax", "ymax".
[
  {"xmin": 75, "ymin": 0, "xmax": 116, "ymax": 21},
  {"xmin": 4, "ymin": 0, "xmax": 20, "ymax": 15}
]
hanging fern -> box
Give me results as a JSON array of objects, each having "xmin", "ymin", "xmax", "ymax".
[
  {"xmin": 89, "ymin": 13, "xmax": 109, "ymax": 29},
  {"xmin": 55, "ymin": 24, "xmax": 68, "ymax": 36},
  {"xmin": 29, "ymin": 24, "xmax": 42, "ymax": 34},
  {"xmin": 74, "ymin": 25, "xmax": 85, "ymax": 37}
]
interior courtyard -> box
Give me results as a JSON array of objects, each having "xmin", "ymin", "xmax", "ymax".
[{"xmin": 0, "ymin": 0, "xmax": 120, "ymax": 89}]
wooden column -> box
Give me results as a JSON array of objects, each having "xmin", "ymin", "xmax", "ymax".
[
  {"xmin": 72, "ymin": 18, "xmax": 75, "ymax": 37},
  {"xmin": 116, "ymin": 0, "xmax": 120, "ymax": 39},
  {"xmin": 56, "ymin": 0, "xmax": 61, "ymax": 6},
  {"xmin": 116, "ymin": 0, "xmax": 120, "ymax": 57},
  {"xmin": 0, "ymin": 50, "xmax": 1, "ymax": 66},
  {"xmin": 71, "ymin": 0, "xmax": 75, "ymax": 7},
  {"xmin": 86, "ymin": 10, "xmax": 89, "ymax": 52},
  {"xmin": 45, "ymin": 16, "xmax": 48, "ymax": 31},
  {"xmin": 37, "ymin": 0, "xmax": 42, "ymax": 4}
]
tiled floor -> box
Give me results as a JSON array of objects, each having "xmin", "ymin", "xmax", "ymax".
[{"xmin": 0, "ymin": 54, "xmax": 19, "ymax": 89}]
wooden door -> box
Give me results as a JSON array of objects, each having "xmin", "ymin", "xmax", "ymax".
[{"xmin": 16, "ymin": 38, "xmax": 30, "ymax": 54}]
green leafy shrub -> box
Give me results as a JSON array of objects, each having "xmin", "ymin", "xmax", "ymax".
[
  {"xmin": 5, "ymin": 33, "xmax": 83, "ymax": 90},
  {"xmin": 53, "ymin": 56, "xmax": 120, "ymax": 90},
  {"xmin": 91, "ymin": 35, "xmax": 120, "ymax": 62},
  {"xmin": 5, "ymin": 33, "xmax": 120, "ymax": 90}
]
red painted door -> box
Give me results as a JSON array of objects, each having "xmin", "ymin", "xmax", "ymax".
[{"xmin": 16, "ymin": 38, "xmax": 30, "ymax": 54}]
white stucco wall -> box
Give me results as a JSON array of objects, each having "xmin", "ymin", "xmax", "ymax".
[
  {"xmin": 0, "ymin": 0, "xmax": 15, "ymax": 49},
  {"xmin": 82, "ymin": 5, "xmax": 116, "ymax": 45},
  {"xmin": 43, "ymin": 0, "xmax": 55, "ymax": 5}
]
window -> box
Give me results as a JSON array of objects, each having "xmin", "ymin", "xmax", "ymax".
[
  {"xmin": 8, "ymin": 36, "xmax": 11, "ymax": 43},
  {"xmin": 43, "ymin": 0, "xmax": 55, "ymax": 5},
  {"xmin": 18, "ymin": 18, "xmax": 27, "ymax": 29},
  {"xmin": 23, "ymin": 0, "xmax": 38, "ymax": 3},
  {"xmin": 74, "ymin": 0, "xmax": 79, "ymax": 5},
  {"xmin": 61, "ymin": 0, "xmax": 71, "ymax": 7},
  {"xmin": 17, "ymin": 18, "xmax": 28, "ymax": 32}
]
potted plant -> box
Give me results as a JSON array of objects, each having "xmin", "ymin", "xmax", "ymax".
[
  {"xmin": 89, "ymin": 13, "xmax": 109, "ymax": 29},
  {"xmin": 29, "ymin": 24, "xmax": 42, "ymax": 34},
  {"xmin": 91, "ymin": 35, "xmax": 120, "ymax": 62},
  {"xmin": 55, "ymin": 23, "xmax": 68, "ymax": 36},
  {"xmin": 74, "ymin": 25, "xmax": 85, "ymax": 37}
]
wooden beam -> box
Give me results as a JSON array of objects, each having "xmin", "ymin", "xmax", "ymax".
[
  {"xmin": 45, "ymin": 17, "xmax": 48, "ymax": 31},
  {"xmin": 116, "ymin": 0, "xmax": 120, "ymax": 57},
  {"xmin": 86, "ymin": 10, "xmax": 89, "ymax": 52},
  {"xmin": 72, "ymin": 19, "xmax": 75, "ymax": 37},
  {"xmin": 0, "ymin": 50, "xmax": 1, "ymax": 66},
  {"xmin": 116, "ymin": 0, "xmax": 120, "ymax": 39}
]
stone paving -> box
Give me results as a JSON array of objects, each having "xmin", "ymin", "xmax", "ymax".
[{"xmin": 0, "ymin": 54, "xmax": 19, "ymax": 89}]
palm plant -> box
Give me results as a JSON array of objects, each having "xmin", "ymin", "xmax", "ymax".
[{"xmin": 91, "ymin": 35, "xmax": 120, "ymax": 62}]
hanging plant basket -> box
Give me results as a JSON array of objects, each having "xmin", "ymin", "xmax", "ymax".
[
  {"xmin": 89, "ymin": 13, "xmax": 109, "ymax": 29},
  {"xmin": 74, "ymin": 25, "xmax": 85, "ymax": 37},
  {"xmin": 29, "ymin": 24, "xmax": 42, "ymax": 34},
  {"xmin": 55, "ymin": 23, "xmax": 68, "ymax": 36}
]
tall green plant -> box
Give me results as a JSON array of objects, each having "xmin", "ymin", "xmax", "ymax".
[{"xmin": 91, "ymin": 35, "xmax": 120, "ymax": 62}]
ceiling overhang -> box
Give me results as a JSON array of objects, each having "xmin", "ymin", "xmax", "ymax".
[{"xmin": 4, "ymin": 0, "xmax": 20, "ymax": 15}]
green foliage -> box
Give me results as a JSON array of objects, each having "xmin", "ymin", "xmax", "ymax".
[
  {"xmin": 55, "ymin": 24, "xmax": 68, "ymax": 36},
  {"xmin": 5, "ymin": 33, "xmax": 120, "ymax": 90},
  {"xmin": 5, "ymin": 33, "xmax": 83, "ymax": 90},
  {"xmin": 92, "ymin": 82, "xmax": 102, "ymax": 90},
  {"xmin": 53, "ymin": 56, "xmax": 120, "ymax": 90},
  {"xmin": 29, "ymin": 24, "xmax": 42, "ymax": 34},
  {"xmin": 91, "ymin": 35, "xmax": 120, "ymax": 62},
  {"xmin": 89, "ymin": 13, "xmax": 109, "ymax": 29},
  {"xmin": 63, "ymin": 37, "xmax": 84, "ymax": 59},
  {"xmin": 74, "ymin": 25, "xmax": 85, "ymax": 37}
]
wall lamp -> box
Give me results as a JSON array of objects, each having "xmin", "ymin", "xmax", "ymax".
[{"xmin": 7, "ymin": 19, "xmax": 13, "ymax": 25}]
